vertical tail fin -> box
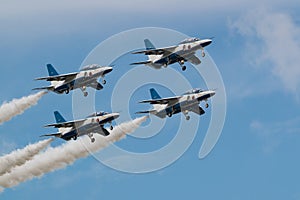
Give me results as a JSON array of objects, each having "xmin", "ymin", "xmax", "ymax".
[
  {"xmin": 144, "ymin": 39, "xmax": 155, "ymax": 50},
  {"xmin": 144, "ymin": 39, "xmax": 160, "ymax": 62},
  {"xmin": 150, "ymin": 88, "xmax": 161, "ymax": 99},
  {"xmin": 54, "ymin": 111, "xmax": 66, "ymax": 123},
  {"xmin": 47, "ymin": 64, "xmax": 59, "ymax": 76}
]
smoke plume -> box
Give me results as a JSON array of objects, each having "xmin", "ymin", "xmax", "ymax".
[
  {"xmin": 0, "ymin": 116, "xmax": 147, "ymax": 192},
  {"xmin": 0, "ymin": 139, "xmax": 53, "ymax": 176},
  {"xmin": 0, "ymin": 91, "xmax": 47, "ymax": 125}
]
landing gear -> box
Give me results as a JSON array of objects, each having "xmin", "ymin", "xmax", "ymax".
[
  {"xmin": 65, "ymin": 89, "xmax": 69, "ymax": 94},
  {"xmin": 205, "ymin": 103, "xmax": 209, "ymax": 108},
  {"xmin": 202, "ymin": 51, "xmax": 205, "ymax": 57},
  {"xmin": 179, "ymin": 60, "xmax": 186, "ymax": 71},
  {"xmin": 81, "ymin": 86, "xmax": 88, "ymax": 97},
  {"xmin": 183, "ymin": 110, "xmax": 190, "ymax": 120},
  {"xmin": 167, "ymin": 112, "xmax": 172, "ymax": 117},
  {"xmin": 88, "ymin": 133, "xmax": 95, "ymax": 143},
  {"xmin": 163, "ymin": 63, "xmax": 168, "ymax": 68},
  {"xmin": 102, "ymin": 79, "xmax": 106, "ymax": 85},
  {"xmin": 73, "ymin": 135, "xmax": 77, "ymax": 140},
  {"xmin": 110, "ymin": 124, "xmax": 113, "ymax": 130}
]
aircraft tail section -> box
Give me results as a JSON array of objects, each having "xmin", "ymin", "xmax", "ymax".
[
  {"xmin": 150, "ymin": 88, "xmax": 161, "ymax": 99},
  {"xmin": 130, "ymin": 61, "xmax": 151, "ymax": 65},
  {"xmin": 144, "ymin": 39, "xmax": 161, "ymax": 61},
  {"xmin": 40, "ymin": 133, "xmax": 62, "ymax": 138},
  {"xmin": 54, "ymin": 111, "xmax": 66, "ymax": 123},
  {"xmin": 47, "ymin": 64, "xmax": 59, "ymax": 76},
  {"xmin": 32, "ymin": 86, "xmax": 54, "ymax": 91},
  {"xmin": 144, "ymin": 39, "xmax": 155, "ymax": 50},
  {"xmin": 136, "ymin": 110, "xmax": 152, "ymax": 114}
]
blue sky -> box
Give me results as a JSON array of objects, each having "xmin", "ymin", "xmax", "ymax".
[{"xmin": 1, "ymin": 0, "xmax": 300, "ymax": 199}]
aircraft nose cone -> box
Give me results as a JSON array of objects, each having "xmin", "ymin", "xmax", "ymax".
[
  {"xmin": 113, "ymin": 113, "xmax": 120, "ymax": 119},
  {"xmin": 210, "ymin": 90, "xmax": 216, "ymax": 97},
  {"xmin": 105, "ymin": 67, "xmax": 113, "ymax": 73},
  {"xmin": 202, "ymin": 39, "xmax": 212, "ymax": 47}
]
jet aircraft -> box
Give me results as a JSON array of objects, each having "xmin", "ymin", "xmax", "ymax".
[
  {"xmin": 131, "ymin": 37, "xmax": 212, "ymax": 71},
  {"xmin": 136, "ymin": 88, "xmax": 215, "ymax": 120},
  {"xmin": 41, "ymin": 111, "xmax": 120, "ymax": 143},
  {"xmin": 34, "ymin": 64, "xmax": 113, "ymax": 96}
]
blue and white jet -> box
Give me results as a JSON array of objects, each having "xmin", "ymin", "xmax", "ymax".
[
  {"xmin": 131, "ymin": 37, "xmax": 212, "ymax": 71},
  {"xmin": 136, "ymin": 88, "xmax": 215, "ymax": 120},
  {"xmin": 41, "ymin": 111, "xmax": 120, "ymax": 143},
  {"xmin": 34, "ymin": 64, "xmax": 113, "ymax": 96}
]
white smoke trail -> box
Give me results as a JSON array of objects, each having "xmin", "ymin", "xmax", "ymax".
[
  {"xmin": 0, "ymin": 116, "xmax": 147, "ymax": 192},
  {"xmin": 0, "ymin": 139, "xmax": 53, "ymax": 176},
  {"xmin": 0, "ymin": 91, "xmax": 47, "ymax": 125}
]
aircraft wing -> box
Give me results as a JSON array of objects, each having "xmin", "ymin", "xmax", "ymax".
[
  {"xmin": 186, "ymin": 54, "xmax": 201, "ymax": 65},
  {"xmin": 189, "ymin": 106, "xmax": 205, "ymax": 115},
  {"xmin": 95, "ymin": 125, "xmax": 110, "ymax": 136},
  {"xmin": 44, "ymin": 118, "xmax": 86, "ymax": 128},
  {"xmin": 139, "ymin": 96, "xmax": 181, "ymax": 106},
  {"xmin": 89, "ymin": 81, "xmax": 103, "ymax": 90},
  {"xmin": 35, "ymin": 72, "xmax": 78, "ymax": 82},
  {"xmin": 132, "ymin": 46, "xmax": 177, "ymax": 57}
]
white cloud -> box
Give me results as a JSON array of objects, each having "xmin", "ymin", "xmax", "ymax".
[
  {"xmin": 250, "ymin": 117, "xmax": 300, "ymax": 153},
  {"xmin": 230, "ymin": 8, "xmax": 300, "ymax": 98}
]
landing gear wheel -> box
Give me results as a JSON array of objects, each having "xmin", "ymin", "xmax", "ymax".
[
  {"xmin": 167, "ymin": 113, "xmax": 172, "ymax": 117},
  {"xmin": 73, "ymin": 135, "xmax": 77, "ymax": 140},
  {"xmin": 65, "ymin": 90, "xmax": 69, "ymax": 94},
  {"xmin": 91, "ymin": 138, "xmax": 95, "ymax": 143},
  {"xmin": 182, "ymin": 66, "xmax": 186, "ymax": 71},
  {"xmin": 110, "ymin": 125, "xmax": 113, "ymax": 130},
  {"xmin": 205, "ymin": 103, "xmax": 209, "ymax": 108},
  {"xmin": 84, "ymin": 91, "xmax": 88, "ymax": 97},
  {"xmin": 186, "ymin": 116, "xmax": 190, "ymax": 120},
  {"xmin": 102, "ymin": 79, "xmax": 106, "ymax": 84},
  {"xmin": 202, "ymin": 51, "xmax": 205, "ymax": 57}
]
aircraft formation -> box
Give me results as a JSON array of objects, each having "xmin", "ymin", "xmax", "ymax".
[{"xmin": 34, "ymin": 37, "xmax": 214, "ymax": 143}]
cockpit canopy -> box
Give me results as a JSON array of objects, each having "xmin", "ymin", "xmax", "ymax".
[
  {"xmin": 182, "ymin": 88, "xmax": 203, "ymax": 95},
  {"xmin": 87, "ymin": 111, "xmax": 108, "ymax": 118},
  {"xmin": 179, "ymin": 37, "xmax": 200, "ymax": 44},
  {"xmin": 80, "ymin": 64, "xmax": 100, "ymax": 71}
]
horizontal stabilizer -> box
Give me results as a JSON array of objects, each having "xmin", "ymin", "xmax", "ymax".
[
  {"xmin": 32, "ymin": 86, "xmax": 54, "ymax": 91},
  {"xmin": 135, "ymin": 110, "xmax": 155, "ymax": 114},
  {"xmin": 130, "ymin": 61, "xmax": 151, "ymax": 65},
  {"xmin": 40, "ymin": 133, "xmax": 61, "ymax": 138}
]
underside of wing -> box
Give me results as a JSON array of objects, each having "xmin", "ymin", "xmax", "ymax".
[
  {"xmin": 95, "ymin": 125, "xmax": 110, "ymax": 136},
  {"xmin": 88, "ymin": 81, "xmax": 103, "ymax": 90},
  {"xmin": 35, "ymin": 72, "xmax": 78, "ymax": 82},
  {"xmin": 186, "ymin": 54, "xmax": 201, "ymax": 65},
  {"xmin": 189, "ymin": 106, "xmax": 205, "ymax": 115}
]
